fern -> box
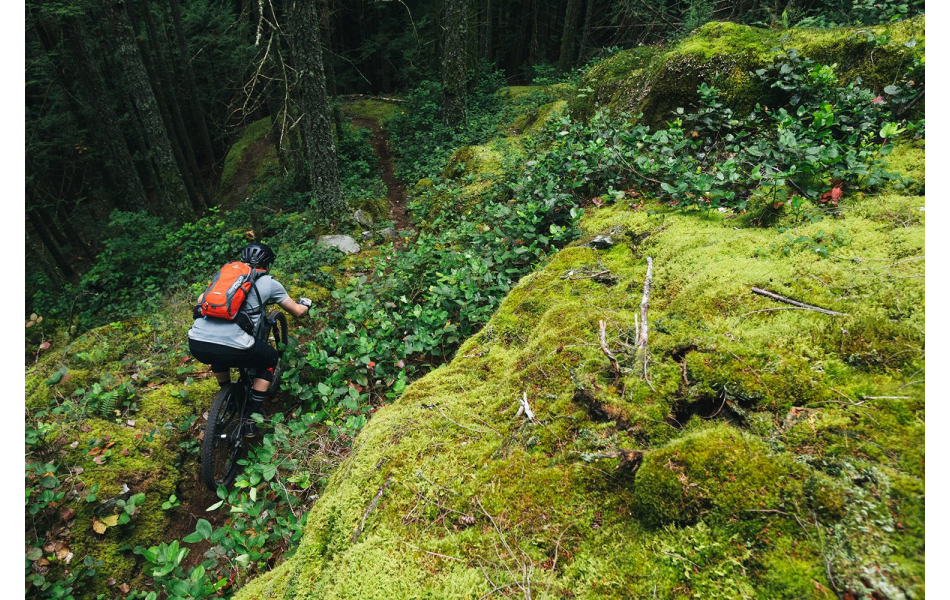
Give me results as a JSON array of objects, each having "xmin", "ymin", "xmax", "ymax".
[{"xmin": 99, "ymin": 391, "xmax": 117, "ymax": 419}]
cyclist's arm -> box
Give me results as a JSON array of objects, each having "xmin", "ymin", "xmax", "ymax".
[{"xmin": 278, "ymin": 296, "xmax": 310, "ymax": 318}]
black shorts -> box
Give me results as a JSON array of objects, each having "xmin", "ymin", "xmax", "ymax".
[{"xmin": 188, "ymin": 338, "xmax": 279, "ymax": 381}]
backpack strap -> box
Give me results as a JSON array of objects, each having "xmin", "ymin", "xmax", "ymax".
[{"xmin": 235, "ymin": 267, "xmax": 267, "ymax": 338}]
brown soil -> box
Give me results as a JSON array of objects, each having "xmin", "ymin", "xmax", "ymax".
[{"xmin": 350, "ymin": 117, "xmax": 411, "ymax": 231}]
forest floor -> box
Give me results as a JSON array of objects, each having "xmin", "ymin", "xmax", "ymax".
[{"xmin": 349, "ymin": 116, "xmax": 411, "ymax": 231}]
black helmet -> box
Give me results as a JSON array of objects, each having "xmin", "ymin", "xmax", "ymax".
[{"xmin": 241, "ymin": 242, "xmax": 276, "ymax": 269}]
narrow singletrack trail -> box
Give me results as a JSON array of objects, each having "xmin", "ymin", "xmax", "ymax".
[{"xmin": 350, "ymin": 116, "xmax": 411, "ymax": 231}]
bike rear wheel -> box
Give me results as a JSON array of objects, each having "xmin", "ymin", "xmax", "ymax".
[
  {"xmin": 200, "ymin": 384, "xmax": 246, "ymax": 492},
  {"xmin": 264, "ymin": 310, "xmax": 288, "ymax": 396}
]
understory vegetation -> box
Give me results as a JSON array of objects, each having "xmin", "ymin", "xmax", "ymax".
[{"xmin": 26, "ymin": 13, "xmax": 923, "ymax": 600}]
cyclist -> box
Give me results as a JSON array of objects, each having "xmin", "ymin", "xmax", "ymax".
[{"xmin": 188, "ymin": 242, "xmax": 312, "ymax": 437}]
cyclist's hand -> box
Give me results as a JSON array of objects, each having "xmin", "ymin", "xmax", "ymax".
[{"xmin": 298, "ymin": 297, "xmax": 313, "ymax": 314}]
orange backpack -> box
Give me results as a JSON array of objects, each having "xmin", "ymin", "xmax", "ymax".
[{"xmin": 198, "ymin": 262, "xmax": 265, "ymax": 332}]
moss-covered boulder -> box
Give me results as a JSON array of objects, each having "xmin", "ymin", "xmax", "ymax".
[
  {"xmin": 238, "ymin": 175, "xmax": 924, "ymax": 598},
  {"xmin": 217, "ymin": 117, "xmax": 280, "ymax": 205},
  {"xmin": 570, "ymin": 17, "xmax": 924, "ymax": 125}
]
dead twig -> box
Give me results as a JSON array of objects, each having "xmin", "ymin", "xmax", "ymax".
[
  {"xmin": 515, "ymin": 392, "xmax": 539, "ymax": 424},
  {"xmin": 352, "ymin": 476, "xmax": 393, "ymax": 543},
  {"xmin": 401, "ymin": 539, "xmax": 466, "ymax": 562},
  {"xmin": 598, "ymin": 320, "xmax": 620, "ymax": 379},
  {"xmin": 859, "ymin": 395, "xmax": 910, "ymax": 400},
  {"xmin": 751, "ymin": 287, "xmax": 847, "ymax": 316},
  {"xmin": 635, "ymin": 258, "xmax": 654, "ymax": 387}
]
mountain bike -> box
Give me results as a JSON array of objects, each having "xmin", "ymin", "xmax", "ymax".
[{"xmin": 200, "ymin": 310, "xmax": 288, "ymax": 492}]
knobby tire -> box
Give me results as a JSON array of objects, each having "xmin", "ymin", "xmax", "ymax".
[{"xmin": 200, "ymin": 384, "xmax": 245, "ymax": 492}]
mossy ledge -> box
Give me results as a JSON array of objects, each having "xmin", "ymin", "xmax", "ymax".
[
  {"xmin": 569, "ymin": 16, "xmax": 924, "ymax": 125},
  {"xmin": 237, "ymin": 180, "xmax": 923, "ymax": 598}
]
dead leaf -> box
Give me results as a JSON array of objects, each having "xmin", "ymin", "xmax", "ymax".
[
  {"xmin": 61, "ymin": 508, "xmax": 76, "ymax": 522},
  {"xmin": 39, "ymin": 341, "xmax": 51, "ymax": 350},
  {"xmin": 119, "ymin": 583, "xmax": 131, "ymax": 594},
  {"xmin": 69, "ymin": 441, "xmax": 79, "ymax": 449},
  {"xmin": 93, "ymin": 455, "xmax": 107, "ymax": 465},
  {"xmin": 56, "ymin": 548, "xmax": 71, "ymax": 561},
  {"xmin": 92, "ymin": 519, "xmax": 107, "ymax": 534},
  {"xmin": 121, "ymin": 449, "xmax": 130, "ymax": 457}
]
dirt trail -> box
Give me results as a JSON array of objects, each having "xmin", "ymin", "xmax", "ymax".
[{"xmin": 350, "ymin": 117, "xmax": 411, "ymax": 231}]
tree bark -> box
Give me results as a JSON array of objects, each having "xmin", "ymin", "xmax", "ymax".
[
  {"xmin": 558, "ymin": 0, "xmax": 583, "ymax": 72},
  {"xmin": 289, "ymin": 0, "xmax": 345, "ymax": 217},
  {"xmin": 100, "ymin": 0, "xmax": 193, "ymax": 221},
  {"xmin": 442, "ymin": 0, "xmax": 468, "ymax": 127},
  {"xmin": 577, "ymin": 0, "xmax": 594, "ymax": 65}
]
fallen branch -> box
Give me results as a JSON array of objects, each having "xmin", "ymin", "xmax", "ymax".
[
  {"xmin": 859, "ymin": 395, "xmax": 910, "ymax": 400},
  {"xmin": 751, "ymin": 287, "xmax": 847, "ymax": 316},
  {"xmin": 515, "ymin": 392, "xmax": 538, "ymax": 424},
  {"xmin": 635, "ymin": 258, "xmax": 654, "ymax": 386},
  {"xmin": 598, "ymin": 320, "xmax": 620, "ymax": 379},
  {"xmin": 352, "ymin": 476, "xmax": 393, "ymax": 543}
]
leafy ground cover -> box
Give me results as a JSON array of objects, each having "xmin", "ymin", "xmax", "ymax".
[{"xmin": 25, "ymin": 17, "xmax": 923, "ymax": 599}]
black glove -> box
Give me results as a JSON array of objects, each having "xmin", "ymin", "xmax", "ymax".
[
  {"xmin": 298, "ymin": 297, "xmax": 313, "ymax": 314},
  {"xmin": 192, "ymin": 304, "xmax": 203, "ymax": 320}
]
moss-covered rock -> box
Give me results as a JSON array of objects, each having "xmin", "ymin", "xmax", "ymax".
[
  {"xmin": 237, "ymin": 181, "xmax": 924, "ymax": 598},
  {"xmin": 218, "ymin": 117, "xmax": 280, "ymax": 205},
  {"xmin": 570, "ymin": 17, "xmax": 924, "ymax": 125}
]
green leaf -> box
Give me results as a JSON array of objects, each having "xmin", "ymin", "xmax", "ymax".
[{"xmin": 196, "ymin": 518, "xmax": 212, "ymax": 539}]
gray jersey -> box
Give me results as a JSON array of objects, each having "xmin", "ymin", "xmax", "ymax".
[{"xmin": 188, "ymin": 274, "xmax": 289, "ymax": 349}]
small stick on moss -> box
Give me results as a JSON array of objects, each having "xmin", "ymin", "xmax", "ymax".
[
  {"xmin": 401, "ymin": 539, "xmax": 465, "ymax": 562},
  {"xmin": 859, "ymin": 395, "xmax": 910, "ymax": 400},
  {"xmin": 352, "ymin": 476, "xmax": 393, "ymax": 543},
  {"xmin": 750, "ymin": 287, "xmax": 847, "ymax": 316},
  {"xmin": 598, "ymin": 320, "xmax": 620, "ymax": 379},
  {"xmin": 636, "ymin": 258, "xmax": 654, "ymax": 387},
  {"xmin": 516, "ymin": 392, "xmax": 539, "ymax": 424}
]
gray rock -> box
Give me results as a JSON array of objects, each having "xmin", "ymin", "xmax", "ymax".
[
  {"xmin": 354, "ymin": 209, "xmax": 374, "ymax": 228},
  {"xmin": 379, "ymin": 227, "xmax": 399, "ymax": 241},
  {"xmin": 361, "ymin": 230, "xmax": 373, "ymax": 242},
  {"xmin": 585, "ymin": 234, "xmax": 615, "ymax": 250},
  {"xmin": 317, "ymin": 235, "xmax": 361, "ymax": 255}
]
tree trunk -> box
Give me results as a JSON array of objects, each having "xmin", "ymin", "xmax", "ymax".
[
  {"xmin": 319, "ymin": 0, "xmax": 337, "ymax": 95},
  {"xmin": 289, "ymin": 0, "xmax": 345, "ymax": 217},
  {"xmin": 28, "ymin": 210, "xmax": 77, "ymax": 282},
  {"xmin": 100, "ymin": 0, "xmax": 193, "ymax": 221},
  {"xmin": 58, "ymin": 18, "xmax": 150, "ymax": 210},
  {"xmin": 577, "ymin": 0, "xmax": 594, "ymax": 65},
  {"xmin": 137, "ymin": 0, "xmax": 208, "ymax": 212},
  {"xmin": 167, "ymin": 0, "xmax": 216, "ymax": 170},
  {"xmin": 479, "ymin": 0, "xmax": 493, "ymax": 63},
  {"xmin": 442, "ymin": 0, "xmax": 468, "ymax": 127},
  {"xmin": 558, "ymin": 0, "xmax": 582, "ymax": 72}
]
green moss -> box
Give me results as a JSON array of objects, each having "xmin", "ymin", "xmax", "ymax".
[
  {"xmin": 570, "ymin": 17, "xmax": 924, "ymax": 125},
  {"xmin": 632, "ymin": 424, "xmax": 804, "ymax": 526},
  {"xmin": 220, "ymin": 118, "xmax": 273, "ymax": 189},
  {"xmin": 341, "ymin": 99, "xmax": 399, "ymax": 124},
  {"xmin": 238, "ymin": 176, "xmax": 922, "ymax": 597}
]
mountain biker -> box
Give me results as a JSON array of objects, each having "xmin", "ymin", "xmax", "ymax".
[{"xmin": 188, "ymin": 242, "xmax": 312, "ymax": 437}]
